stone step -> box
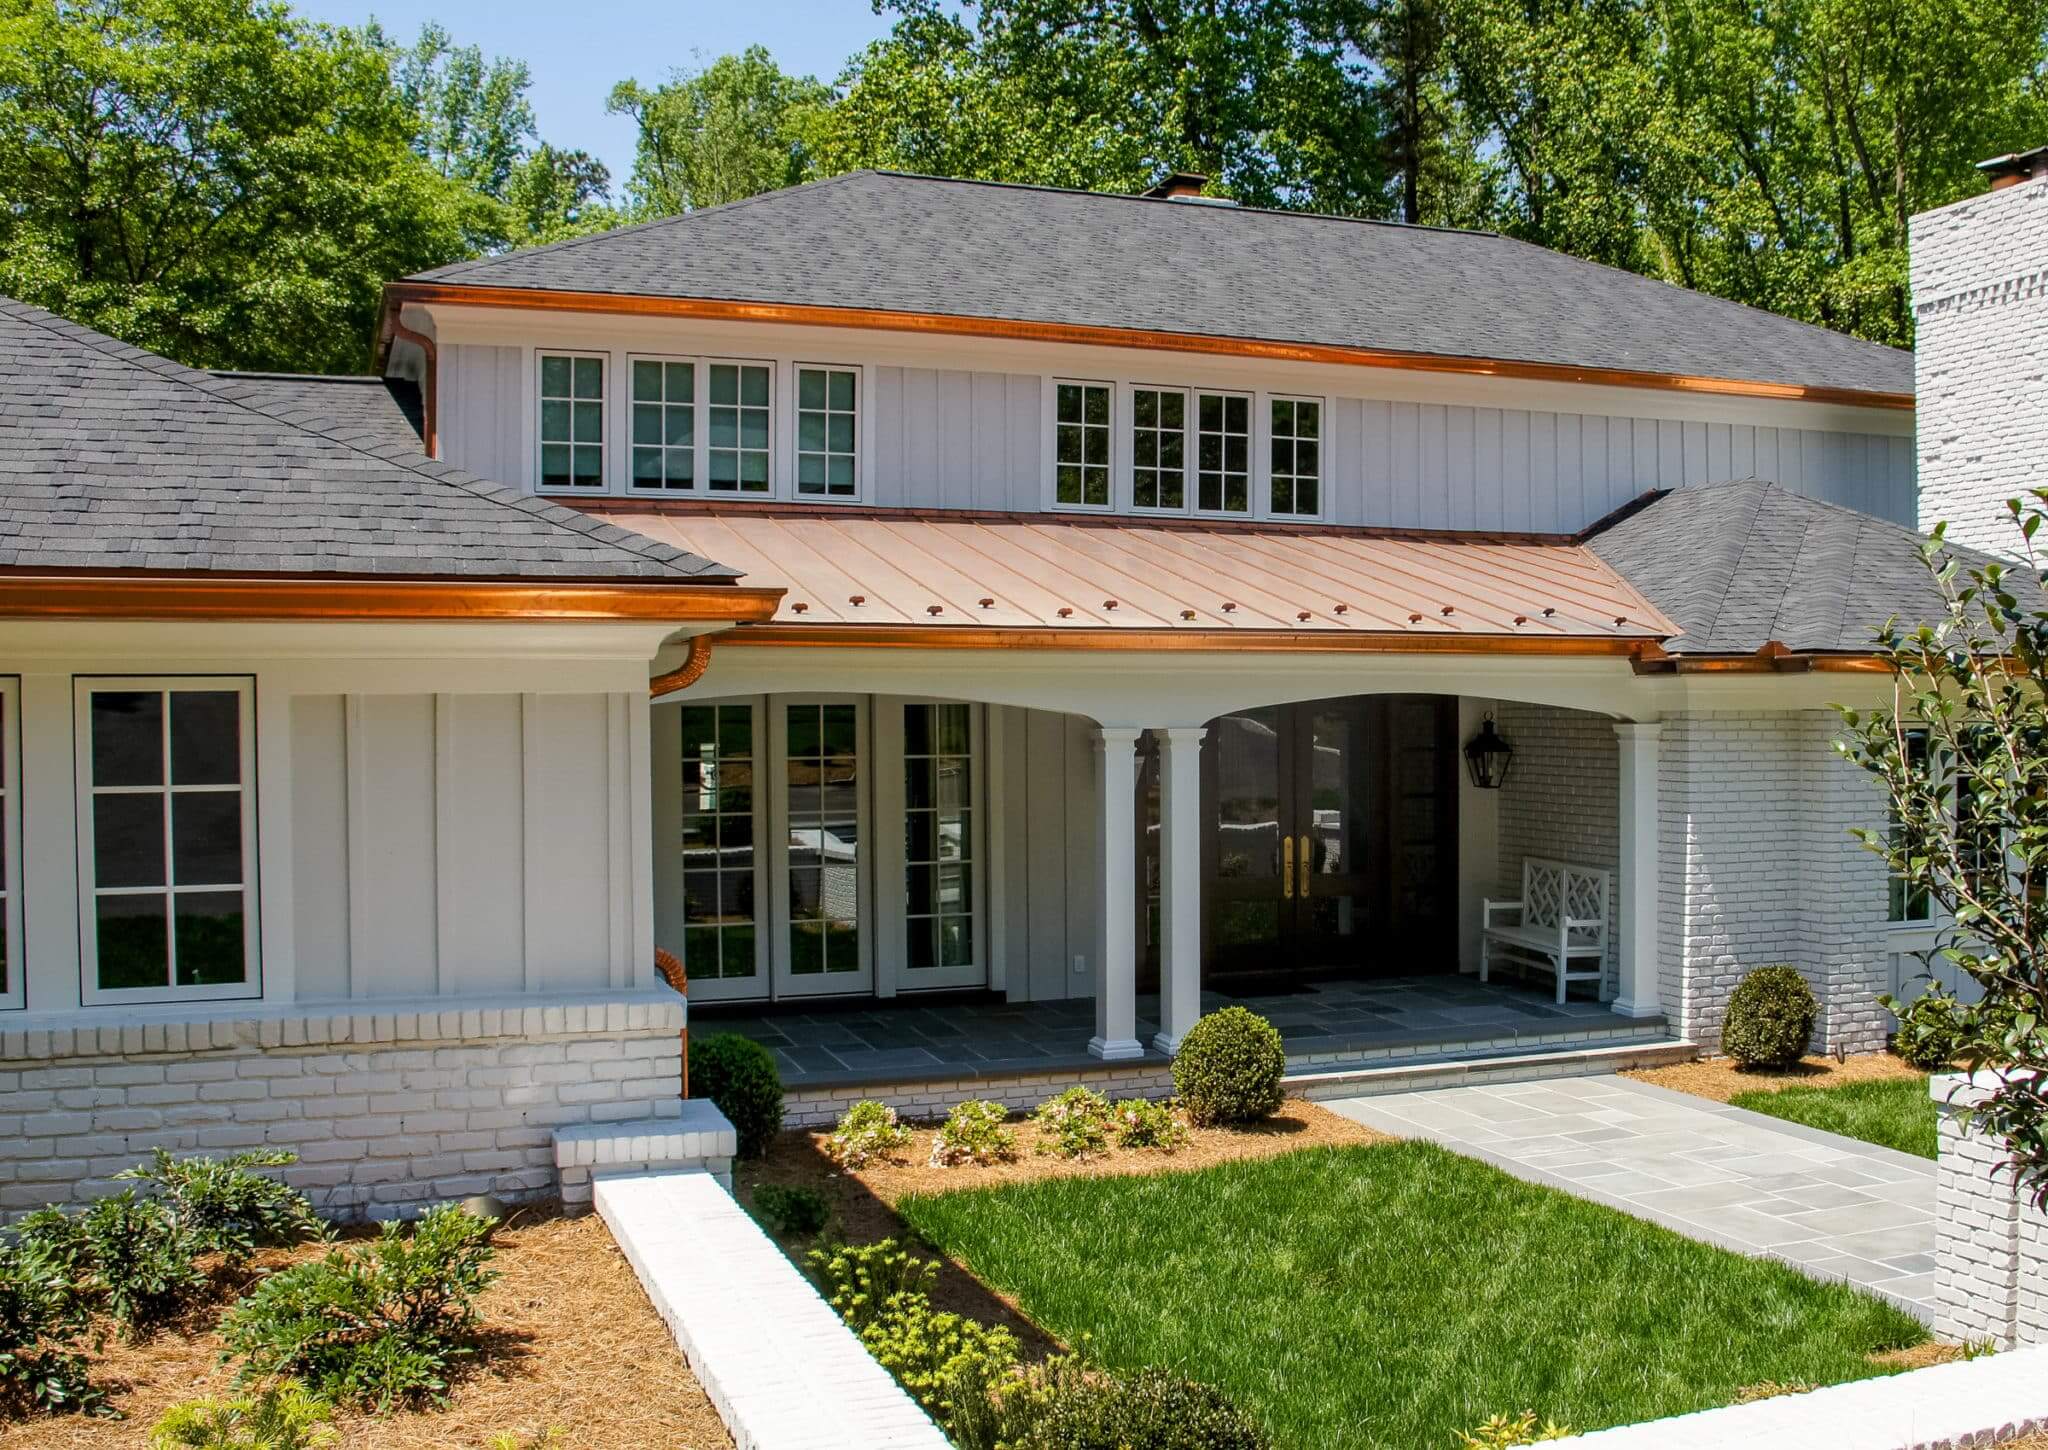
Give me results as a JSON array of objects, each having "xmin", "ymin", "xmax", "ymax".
[
  {"xmin": 553, "ymin": 1099, "xmax": 735, "ymax": 1212},
  {"xmin": 1286, "ymin": 1037, "xmax": 1697, "ymax": 1098}
]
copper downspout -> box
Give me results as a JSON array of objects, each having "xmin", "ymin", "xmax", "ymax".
[
  {"xmin": 386, "ymin": 316, "xmax": 439, "ymax": 459},
  {"xmin": 649, "ymin": 634, "xmax": 714, "ymax": 696}
]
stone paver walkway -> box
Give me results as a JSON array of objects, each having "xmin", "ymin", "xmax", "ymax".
[{"xmin": 1328, "ymin": 1074, "xmax": 1940, "ymax": 1321}]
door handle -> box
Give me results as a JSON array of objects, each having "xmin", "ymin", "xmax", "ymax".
[
  {"xmin": 1282, "ymin": 833, "xmax": 1294, "ymax": 899},
  {"xmin": 1299, "ymin": 833, "xmax": 1311, "ymax": 898}
]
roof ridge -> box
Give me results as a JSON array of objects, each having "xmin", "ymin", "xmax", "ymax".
[
  {"xmin": 0, "ymin": 298, "xmax": 727, "ymax": 582},
  {"xmin": 417, "ymin": 170, "xmax": 876, "ymax": 283},
  {"xmin": 1707, "ymin": 480, "xmax": 1785, "ymax": 648}
]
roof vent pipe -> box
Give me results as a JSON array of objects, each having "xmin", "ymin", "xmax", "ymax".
[{"xmin": 1980, "ymin": 145, "xmax": 2048, "ymax": 191}]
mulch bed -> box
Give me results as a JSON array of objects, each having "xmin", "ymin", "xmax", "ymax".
[
  {"xmin": 4, "ymin": 1208, "xmax": 731, "ymax": 1450},
  {"xmin": 1623, "ymin": 1051, "xmax": 1926, "ymax": 1104},
  {"xmin": 738, "ymin": 1098, "xmax": 1392, "ymax": 1356}
]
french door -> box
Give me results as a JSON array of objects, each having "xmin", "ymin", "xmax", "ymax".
[
  {"xmin": 1200, "ymin": 696, "xmax": 1457, "ymax": 983},
  {"xmin": 768, "ymin": 698, "xmax": 874, "ymax": 997}
]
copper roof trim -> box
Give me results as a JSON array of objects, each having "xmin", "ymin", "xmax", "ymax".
[{"xmin": 0, "ymin": 575, "xmax": 785, "ymax": 623}]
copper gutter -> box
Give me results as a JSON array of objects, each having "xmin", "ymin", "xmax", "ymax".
[
  {"xmin": 715, "ymin": 623, "xmax": 1662, "ymax": 656},
  {"xmin": 382, "ymin": 315, "xmax": 440, "ymax": 458},
  {"xmin": 1629, "ymin": 640, "xmax": 1890, "ymax": 675},
  {"xmin": 649, "ymin": 634, "xmax": 714, "ymax": 695},
  {"xmin": 0, "ymin": 576, "xmax": 785, "ymax": 623},
  {"xmin": 380, "ymin": 282, "xmax": 1916, "ymax": 413}
]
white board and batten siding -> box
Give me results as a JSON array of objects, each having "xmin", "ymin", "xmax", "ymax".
[
  {"xmin": 436, "ymin": 339, "xmax": 1917, "ymax": 531},
  {"xmin": 290, "ymin": 690, "xmax": 650, "ymax": 1001}
]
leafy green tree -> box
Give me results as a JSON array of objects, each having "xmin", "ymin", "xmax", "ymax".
[
  {"xmin": 608, "ymin": 46, "xmax": 832, "ymax": 216},
  {"xmin": 383, "ymin": 19, "xmax": 535, "ymax": 199},
  {"xmin": 0, "ymin": 0, "xmax": 490, "ymax": 372},
  {"xmin": 1839, "ymin": 498, "xmax": 2048, "ymax": 1205},
  {"xmin": 502, "ymin": 143, "xmax": 621, "ymax": 245}
]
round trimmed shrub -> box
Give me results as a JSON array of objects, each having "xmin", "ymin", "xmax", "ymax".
[
  {"xmin": 1722, "ymin": 966, "xmax": 1818, "ymax": 1069},
  {"xmin": 692, "ymin": 1034, "xmax": 783, "ymax": 1158},
  {"xmin": 1022, "ymin": 1366, "xmax": 1270, "ymax": 1449},
  {"xmin": 1171, "ymin": 1007, "xmax": 1285, "ymax": 1125}
]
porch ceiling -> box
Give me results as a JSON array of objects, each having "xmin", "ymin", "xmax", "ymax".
[{"xmin": 581, "ymin": 505, "xmax": 1680, "ymax": 644}]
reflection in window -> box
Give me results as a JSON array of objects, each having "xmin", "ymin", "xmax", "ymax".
[
  {"xmin": 1889, "ymin": 729, "xmax": 1931, "ymax": 923},
  {"xmin": 679, "ymin": 704, "xmax": 757, "ymax": 980},
  {"xmin": 904, "ymin": 704, "xmax": 973, "ymax": 973},
  {"xmin": 1132, "ymin": 388, "xmax": 1186, "ymax": 510},
  {"xmin": 84, "ymin": 684, "xmax": 252, "ymax": 996},
  {"xmin": 797, "ymin": 367, "xmax": 858, "ymax": 497},
  {"xmin": 786, "ymin": 703, "xmax": 861, "ymax": 975},
  {"xmin": 1196, "ymin": 392, "xmax": 1251, "ymax": 513},
  {"xmin": 631, "ymin": 359, "xmax": 695, "ymax": 490},
  {"xmin": 1055, "ymin": 381, "xmax": 1111, "ymax": 506},
  {"xmin": 708, "ymin": 363, "xmax": 772, "ymax": 492},
  {"xmin": 1270, "ymin": 396, "xmax": 1321, "ymax": 516},
  {"xmin": 539, "ymin": 353, "xmax": 604, "ymax": 488}
]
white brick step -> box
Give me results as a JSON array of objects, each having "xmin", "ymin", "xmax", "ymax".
[
  {"xmin": 1287, "ymin": 1037, "xmax": 1696, "ymax": 1099},
  {"xmin": 553, "ymin": 1100, "xmax": 735, "ymax": 1211}
]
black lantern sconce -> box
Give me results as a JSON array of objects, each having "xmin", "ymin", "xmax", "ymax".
[{"xmin": 1463, "ymin": 712, "xmax": 1514, "ymax": 790}]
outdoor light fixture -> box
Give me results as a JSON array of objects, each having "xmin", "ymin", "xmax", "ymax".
[{"xmin": 1463, "ymin": 713, "xmax": 1514, "ymax": 790}]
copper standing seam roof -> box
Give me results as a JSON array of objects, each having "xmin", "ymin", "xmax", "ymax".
[{"xmin": 582, "ymin": 507, "xmax": 1680, "ymax": 648}]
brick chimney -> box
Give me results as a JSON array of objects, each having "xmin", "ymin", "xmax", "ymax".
[
  {"xmin": 1143, "ymin": 172, "xmax": 1211, "ymax": 201},
  {"xmin": 1909, "ymin": 147, "xmax": 2048, "ymax": 554}
]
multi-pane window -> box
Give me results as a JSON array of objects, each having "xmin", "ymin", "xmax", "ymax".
[
  {"xmin": 1270, "ymin": 396, "xmax": 1322, "ymax": 516},
  {"xmin": 1132, "ymin": 388, "xmax": 1187, "ymax": 510},
  {"xmin": 797, "ymin": 367, "xmax": 858, "ymax": 497},
  {"xmin": 538, "ymin": 354, "xmax": 605, "ymax": 489},
  {"xmin": 631, "ymin": 359, "xmax": 695, "ymax": 491},
  {"xmin": 708, "ymin": 363, "xmax": 772, "ymax": 493},
  {"xmin": 784, "ymin": 703, "xmax": 861, "ymax": 978},
  {"xmin": 1196, "ymin": 392, "xmax": 1251, "ymax": 513},
  {"xmin": 678, "ymin": 704, "xmax": 758, "ymax": 982},
  {"xmin": 904, "ymin": 704, "xmax": 974, "ymax": 974},
  {"xmin": 1055, "ymin": 381, "xmax": 1111, "ymax": 507},
  {"xmin": 1889, "ymin": 729, "xmax": 1932, "ymax": 922},
  {"xmin": 79, "ymin": 681, "xmax": 256, "ymax": 1001},
  {"xmin": 0, "ymin": 680, "xmax": 16, "ymax": 1009}
]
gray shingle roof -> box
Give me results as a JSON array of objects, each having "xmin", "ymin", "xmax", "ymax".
[
  {"xmin": 412, "ymin": 171, "xmax": 1912, "ymax": 398},
  {"xmin": 0, "ymin": 298, "xmax": 737, "ymax": 581},
  {"xmin": 1585, "ymin": 479, "xmax": 1997, "ymax": 655},
  {"xmin": 210, "ymin": 372, "xmax": 425, "ymax": 456}
]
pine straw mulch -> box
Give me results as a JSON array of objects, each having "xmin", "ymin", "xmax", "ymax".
[
  {"xmin": 2, "ymin": 1207, "xmax": 730, "ymax": 1450},
  {"xmin": 738, "ymin": 1098, "xmax": 1392, "ymax": 1356},
  {"xmin": 1622, "ymin": 1050, "xmax": 1926, "ymax": 1104}
]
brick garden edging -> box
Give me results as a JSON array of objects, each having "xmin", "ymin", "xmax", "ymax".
[
  {"xmin": 1539, "ymin": 1345, "xmax": 2048, "ymax": 1449},
  {"xmin": 1932, "ymin": 1070, "xmax": 2048, "ymax": 1348}
]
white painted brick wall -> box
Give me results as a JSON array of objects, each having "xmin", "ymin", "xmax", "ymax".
[
  {"xmin": 1657, "ymin": 711, "xmax": 1893, "ymax": 1053},
  {"xmin": 1495, "ymin": 702, "xmax": 1621, "ymax": 994},
  {"xmin": 0, "ymin": 994, "xmax": 686, "ymax": 1222},
  {"xmin": 1911, "ymin": 175, "xmax": 2048, "ymax": 555},
  {"xmin": 1933, "ymin": 1072, "xmax": 2048, "ymax": 1348}
]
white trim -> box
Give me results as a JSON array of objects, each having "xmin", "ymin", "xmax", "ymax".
[
  {"xmin": 1123, "ymin": 381, "xmax": 1256, "ymax": 518},
  {"xmin": 877, "ymin": 698, "xmax": 987, "ymax": 993},
  {"xmin": 1044, "ymin": 377, "xmax": 1116, "ymax": 512},
  {"xmin": 793, "ymin": 362, "xmax": 867, "ymax": 502},
  {"xmin": 768, "ymin": 695, "xmax": 875, "ymax": 998},
  {"xmin": 673, "ymin": 696, "xmax": 772, "ymax": 1005},
  {"xmin": 1264, "ymin": 391, "xmax": 1327, "ymax": 521},
  {"xmin": 532, "ymin": 348, "xmax": 611, "ymax": 496},
  {"xmin": 621, "ymin": 352, "xmax": 704, "ymax": 495},
  {"xmin": 74, "ymin": 676, "xmax": 261, "ymax": 1007},
  {"xmin": 0, "ymin": 678, "xmax": 20, "ymax": 1010}
]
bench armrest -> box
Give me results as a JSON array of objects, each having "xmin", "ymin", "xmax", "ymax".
[
  {"xmin": 1563, "ymin": 915, "xmax": 1606, "ymax": 931},
  {"xmin": 1482, "ymin": 898, "xmax": 1524, "ymax": 926}
]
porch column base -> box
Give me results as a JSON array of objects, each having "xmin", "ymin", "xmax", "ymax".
[
  {"xmin": 1609, "ymin": 996, "xmax": 1661, "ymax": 1020},
  {"xmin": 1151, "ymin": 1031, "xmax": 1184, "ymax": 1056},
  {"xmin": 1089, "ymin": 1035, "xmax": 1147, "ymax": 1061}
]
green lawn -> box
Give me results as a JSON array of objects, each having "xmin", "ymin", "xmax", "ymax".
[
  {"xmin": 897, "ymin": 1142, "xmax": 1923, "ymax": 1450},
  {"xmin": 1730, "ymin": 1076, "xmax": 1937, "ymax": 1159}
]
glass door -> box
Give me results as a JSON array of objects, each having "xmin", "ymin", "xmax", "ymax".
[
  {"xmin": 1292, "ymin": 701, "xmax": 1377, "ymax": 969},
  {"xmin": 675, "ymin": 702, "xmax": 766, "ymax": 1003},
  {"xmin": 770, "ymin": 699, "xmax": 873, "ymax": 997},
  {"xmin": 1201, "ymin": 706, "xmax": 1292, "ymax": 977},
  {"xmin": 895, "ymin": 702, "xmax": 984, "ymax": 990}
]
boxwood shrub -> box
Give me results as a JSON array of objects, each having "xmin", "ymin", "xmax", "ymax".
[
  {"xmin": 1722, "ymin": 965, "xmax": 1818, "ymax": 1069},
  {"xmin": 692, "ymin": 1034, "xmax": 784, "ymax": 1159},
  {"xmin": 1171, "ymin": 1007, "xmax": 1286, "ymax": 1125}
]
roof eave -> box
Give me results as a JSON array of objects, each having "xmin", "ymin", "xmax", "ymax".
[{"xmin": 381, "ymin": 281, "xmax": 1917, "ymax": 413}]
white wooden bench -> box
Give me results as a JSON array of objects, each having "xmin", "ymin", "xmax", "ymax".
[{"xmin": 1481, "ymin": 858, "xmax": 1611, "ymax": 1003}]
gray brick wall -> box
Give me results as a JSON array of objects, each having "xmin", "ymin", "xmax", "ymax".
[
  {"xmin": 1494, "ymin": 702, "xmax": 1621, "ymax": 995},
  {"xmin": 1911, "ymin": 175, "xmax": 2048, "ymax": 555},
  {"xmin": 0, "ymin": 997, "xmax": 685, "ymax": 1222},
  {"xmin": 1934, "ymin": 1073, "xmax": 2048, "ymax": 1347}
]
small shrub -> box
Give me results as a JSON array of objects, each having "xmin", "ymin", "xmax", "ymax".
[
  {"xmin": 1722, "ymin": 966, "xmax": 1818, "ymax": 1069},
  {"xmin": 1884, "ymin": 986, "xmax": 2020, "ymax": 1071},
  {"xmin": 827, "ymin": 1100, "xmax": 913, "ymax": 1168},
  {"xmin": 1172, "ymin": 1007, "xmax": 1286, "ymax": 1125},
  {"xmin": 752, "ymin": 1183, "xmax": 830, "ymax": 1238},
  {"xmin": 1456, "ymin": 1411, "xmax": 1574, "ymax": 1447},
  {"xmin": 807, "ymin": 1238, "xmax": 937, "ymax": 1329},
  {"xmin": 1013, "ymin": 1365, "xmax": 1269, "ymax": 1449},
  {"xmin": 219, "ymin": 1204, "xmax": 497, "ymax": 1410},
  {"xmin": 1111, "ymin": 1097, "xmax": 1188, "ymax": 1151},
  {"xmin": 855, "ymin": 1290, "xmax": 1020, "ymax": 1431},
  {"xmin": 150, "ymin": 1379, "xmax": 336, "ymax": 1449},
  {"xmin": 77, "ymin": 1191, "xmax": 208, "ymax": 1338},
  {"xmin": 930, "ymin": 1099, "xmax": 1018, "ymax": 1167},
  {"xmin": 118, "ymin": 1150, "xmax": 325, "ymax": 1264},
  {"xmin": 0, "ymin": 1235, "xmax": 102, "ymax": 1416},
  {"xmin": 1033, "ymin": 1087, "xmax": 1112, "ymax": 1159},
  {"xmin": 484, "ymin": 1430, "xmax": 567, "ymax": 1450},
  {"xmin": 692, "ymin": 1034, "xmax": 784, "ymax": 1159}
]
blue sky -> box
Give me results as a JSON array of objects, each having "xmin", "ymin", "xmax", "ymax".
[{"xmin": 294, "ymin": 0, "xmax": 895, "ymax": 187}]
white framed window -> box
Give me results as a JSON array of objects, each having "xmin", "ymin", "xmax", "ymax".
[
  {"xmin": 796, "ymin": 366, "xmax": 859, "ymax": 498},
  {"xmin": 1132, "ymin": 386, "xmax": 1188, "ymax": 510},
  {"xmin": 1269, "ymin": 395, "xmax": 1323, "ymax": 517},
  {"xmin": 1129, "ymin": 385, "xmax": 1252, "ymax": 515},
  {"xmin": 901, "ymin": 702, "xmax": 982, "ymax": 985},
  {"xmin": 75, "ymin": 678, "xmax": 259, "ymax": 1005},
  {"xmin": 536, "ymin": 352, "xmax": 607, "ymax": 491},
  {"xmin": 675, "ymin": 699, "xmax": 766, "ymax": 999},
  {"xmin": 629, "ymin": 356, "xmax": 697, "ymax": 492},
  {"xmin": 0, "ymin": 678, "xmax": 19, "ymax": 1010},
  {"xmin": 1195, "ymin": 390, "xmax": 1253, "ymax": 514},
  {"xmin": 1052, "ymin": 379, "xmax": 1113, "ymax": 509},
  {"xmin": 708, "ymin": 361, "xmax": 774, "ymax": 494},
  {"xmin": 768, "ymin": 698, "xmax": 873, "ymax": 996}
]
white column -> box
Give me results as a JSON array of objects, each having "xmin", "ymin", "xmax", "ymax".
[
  {"xmin": 1613, "ymin": 721, "xmax": 1662, "ymax": 1019},
  {"xmin": 1090, "ymin": 726, "xmax": 1145, "ymax": 1060},
  {"xmin": 1153, "ymin": 726, "xmax": 1206, "ymax": 1054}
]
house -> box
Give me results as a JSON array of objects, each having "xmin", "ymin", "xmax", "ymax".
[{"xmin": 0, "ymin": 156, "xmax": 2030, "ymax": 1214}]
